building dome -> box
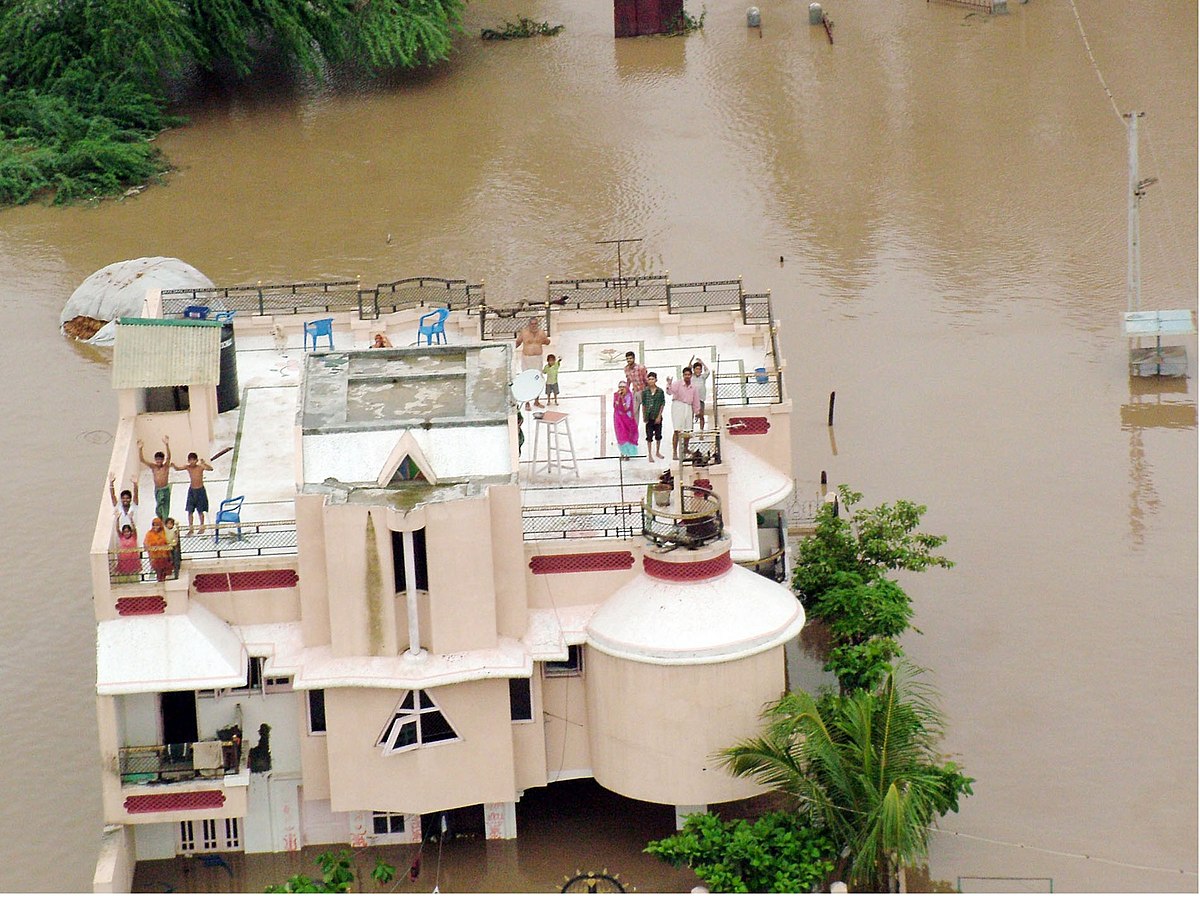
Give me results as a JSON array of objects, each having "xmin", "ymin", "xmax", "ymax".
[{"xmin": 586, "ymin": 539, "xmax": 804, "ymax": 665}]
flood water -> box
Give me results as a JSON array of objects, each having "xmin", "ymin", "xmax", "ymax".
[{"xmin": 0, "ymin": 0, "xmax": 1194, "ymax": 891}]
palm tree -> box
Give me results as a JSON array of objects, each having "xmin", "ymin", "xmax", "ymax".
[{"xmin": 720, "ymin": 664, "xmax": 972, "ymax": 891}]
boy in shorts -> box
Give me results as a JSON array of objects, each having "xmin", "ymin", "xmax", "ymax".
[
  {"xmin": 543, "ymin": 354, "xmax": 561, "ymax": 405},
  {"xmin": 175, "ymin": 452, "xmax": 214, "ymax": 534}
]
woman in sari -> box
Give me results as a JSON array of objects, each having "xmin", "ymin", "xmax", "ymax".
[
  {"xmin": 115, "ymin": 524, "xmax": 141, "ymax": 582},
  {"xmin": 613, "ymin": 380, "xmax": 640, "ymax": 458},
  {"xmin": 144, "ymin": 517, "xmax": 174, "ymax": 582}
]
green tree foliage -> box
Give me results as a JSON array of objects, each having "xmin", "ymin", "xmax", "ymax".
[
  {"xmin": 721, "ymin": 665, "xmax": 973, "ymax": 891},
  {"xmin": 0, "ymin": 0, "xmax": 465, "ymax": 205},
  {"xmin": 794, "ymin": 486, "xmax": 952, "ymax": 691},
  {"xmin": 265, "ymin": 850, "xmax": 396, "ymax": 893},
  {"xmin": 645, "ymin": 811, "xmax": 836, "ymax": 893}
]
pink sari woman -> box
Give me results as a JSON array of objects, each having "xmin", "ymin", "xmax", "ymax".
[
  {"xmin": 115, "ymin": 524, "xmax": 141, "ymax": 582},
  {"xmin": 613, "ymin": 381, "xmax": 640, "ymax": 457}
]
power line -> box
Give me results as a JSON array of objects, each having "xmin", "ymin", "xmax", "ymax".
[{"xmin": 1066, "ymin": 0, "xmax": 1124, "ymax": 125}]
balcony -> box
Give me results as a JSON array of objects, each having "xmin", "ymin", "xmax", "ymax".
[
  {"xmin": 108, "ymin": 520, "xmax": 298, "ymax": 585},
  {"xmin": 119, "ymin": 739, "xmax": 242, "ymax": 786},
  {"xmin": 642, "ymin": 484, "xmax": 724, "ymax": 549}
]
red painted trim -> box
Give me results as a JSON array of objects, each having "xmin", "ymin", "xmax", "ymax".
[
  {"xmin": 643, "ymin": 551, "xmax": 732, "ymax": 582},
  {"xmin": 194, "ymin": 570, "xmax": 299, "ymax": 592},
  {"xmin": 124, "ymin": 791, "xmax": 226, "ymax": 814},
  {"xmin": 530, "ymin": 552, "xmax": 635, "ymax": 575},
  {"xmin": 727, "ymin": 417, "xmax": 770, "ymax": 435},
  {"xmin": 116, "ymin": 596, "xmax": 167, "ymax": 616}
]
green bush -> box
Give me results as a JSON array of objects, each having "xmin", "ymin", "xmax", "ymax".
[{"xmin": 645, "ymin": 811, "xmax": 836, "ymax": 893}]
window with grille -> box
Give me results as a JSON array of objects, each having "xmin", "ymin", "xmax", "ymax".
[
  {"xmin": 373, "ymin": 811, "xmax": 406, "ymax": 835},
  {"xmin": 377, "ymin": 690, "xmax": 458, "ymax": 754},
  {"xmin": 179, "ymin": 818, "xmax": 241, "ymax": 853}
]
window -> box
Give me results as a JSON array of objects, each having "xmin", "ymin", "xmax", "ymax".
[
  {"xmin": 179, "ymin": 818, "xmax": 241, "ymax": 853},
  {"xmin": 545, "ymin": 645, "xmax": 583, "ymax": 677},
  {"xmin": 392, "ymin": 528, "xmax": 429, "ymax": 592},
  {"xmin": 373, "ymin": 811, "xmax": 406, "ymax": 835},
  {"xmin": 377, "ymin": 690, "xmax": 458, "ymax": 754},
  {"xmin": 308, "ymin": 689, "xmax": 327, "ymax": 735},
  {"xmin": 509, "ymin": 679, "xmax": 533, "ymax": 722}
]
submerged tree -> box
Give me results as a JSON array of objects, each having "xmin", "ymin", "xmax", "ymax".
[
  {"xmin": 0, "ymin": 0, "xmax": 466, "ymax": 205},
  {"xmin": 794, "ymin": 485, "xmax": 953, "ymax": 692},
  {"xmin": 720, "ymin": 664, "xmax": 973, "ymax": 891},
  {"xmin": 645, "ymin": 811, "xmax": 836, "ymax": 893}
]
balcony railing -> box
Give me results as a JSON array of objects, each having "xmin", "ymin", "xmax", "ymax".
[
  {"xmin": 522, "ymin": 501, "xmax": 641, "ymax": 541},
  {"xmin": 108, "ymin": 521, "xmax": 298, "ymax": 584},
  {"xmin": 738, "ymin": 548, "xmax": 787, "ymax": 584},
  {"xmin": 119, "ymin": 740, "xmax": 241, "ymax": 785},
  {"xmin": 642, "ymin": 484, "xmax": 723, "ymax": 549},
  {"xmin": 679, "ymin": 430, "xmax": 721, "ymax": 467},
  {"xmin": 714, "ymin": 369, "xmax": 784, "ymax": 406}
]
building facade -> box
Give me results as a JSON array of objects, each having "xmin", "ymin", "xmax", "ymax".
[{"xmin": 90, "ymin": 277, "xmax": 805, "ymax": 891}]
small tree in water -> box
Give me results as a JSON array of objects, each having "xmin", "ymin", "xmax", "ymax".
[
  {"xmin": 265, "ymin": 850, "xmax": 395, "ymax": 893},
  {"xmin": 794, "ymin": 485, "xmax": 953, "ymax": 692},
  {"xmin": 721, "ymin": 664, "xmax": 973, "ymax": 891}
]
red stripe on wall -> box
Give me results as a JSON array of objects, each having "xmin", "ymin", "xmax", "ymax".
[
  {"xmin": 643, "ymin": 551, "xmax": 732, "ymax": 582},
  {"xmin": 530, "ymin": 552, "xmax": 636, "ymax": 575},
  {"xmin": 116, "ymin": 596, "xmax": 167, "ymax": 616},
  {"xmin": 124, "ymin": 791, "xmax": 226, "ymax": 814},
  {"xmin": 193, "ymin": 570, "xmax": 299, "ymax": 592}
]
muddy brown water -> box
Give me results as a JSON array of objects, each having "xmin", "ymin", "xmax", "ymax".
[{"xmin": 0, "ymin": 0, "xmax": 1194, "ymax": 891}]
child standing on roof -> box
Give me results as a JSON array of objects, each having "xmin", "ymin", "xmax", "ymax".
[
  {"xmin": 543, "ymin": 354, "xmax": 561, "ymax": 405},
  {"xmin": 175, "ymin": 452, "xmax": 214, "ymax": 535}
]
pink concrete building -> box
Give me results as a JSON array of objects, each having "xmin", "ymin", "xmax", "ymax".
[{"xmin": 90, "ymin": 277, "xmax": 806, "ymax": 891}]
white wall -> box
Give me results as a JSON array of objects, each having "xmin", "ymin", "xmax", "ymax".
[
  {"xmin": 196, "ymin": 688, "xmax": 302, "ymax": 774},
  {"xmin": 300, "ymin": 794, "xmax": 350, "ymax": 846},
  {"xmin": 244, "ymin": 773, "xmax": 302, "ymax": 853},
  {"xmin": 133, "ymin": 822, "xmax": 178, "ymax": 861},
  {"xmin": 119, "ymin": 692, "xmax": 161, "ymax": 746}
]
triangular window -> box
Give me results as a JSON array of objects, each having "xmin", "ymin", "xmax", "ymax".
[
  {"xmin": 388, "ymin": 455, "xmax": 426, "ymax": 485},
  {"xmin": 377, "ymin": 690, "xmax": 458, "ymax": 754}
]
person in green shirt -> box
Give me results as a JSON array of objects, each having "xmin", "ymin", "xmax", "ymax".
[
  {"xmin": 542, "ymin": 354, "xmax": 561, "ymax": 405},
  {"xmin": 640, "ymin": 372, "xmax": 666, "ymax": 460}
]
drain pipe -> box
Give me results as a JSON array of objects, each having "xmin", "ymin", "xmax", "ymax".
[{"xmin": 403, "ymin": 530, "xmax": 423, "ymax": 658}]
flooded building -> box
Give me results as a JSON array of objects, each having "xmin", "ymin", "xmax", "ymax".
[{"xmin": 89, "ymin": 278, "xmax": 804, "ymax": 891}]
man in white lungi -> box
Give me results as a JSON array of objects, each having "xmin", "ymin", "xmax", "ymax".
[{"xmin": 666, "ymin": 366, "xmax": 702, "ymax": 460}]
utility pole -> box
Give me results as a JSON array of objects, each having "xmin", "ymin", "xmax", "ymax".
[
  {"xmin": 1124, "ymin": 111, "xmax": 1157, "ymax": 313},
  {"xmin": 596, "ymin": 237, "xmax": 642, "ymax": 308}
]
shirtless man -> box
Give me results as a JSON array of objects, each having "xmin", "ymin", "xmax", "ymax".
[
  {"xmin": 174, "ymin": 452, "xmax": 214, "ymax": 535},
  {"xmin": 515, "ymin": 316, "xmax": 550, "ymax": 410},
  {"xmin": 139, "ymin": 437, "xmax": 172, "ymax": 522}
]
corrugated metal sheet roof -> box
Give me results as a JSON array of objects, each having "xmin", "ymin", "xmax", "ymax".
[{"xmin": 112, "ymin": 318, "xmax": 222, "ymax": 389}]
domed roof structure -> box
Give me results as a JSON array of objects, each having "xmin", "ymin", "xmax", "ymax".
[{"xmin": 586, "ymin": 540, "xmax": 805, "ymax": 665}]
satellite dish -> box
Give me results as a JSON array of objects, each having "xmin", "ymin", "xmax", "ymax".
[{"xmin": 511, "ymin": 369, "xmax": 545, "ymax": 403}]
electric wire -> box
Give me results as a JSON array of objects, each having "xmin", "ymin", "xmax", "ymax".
[{"xmin": 1065, "ymin": 0, "xmax": 1124, "ymax": 124}]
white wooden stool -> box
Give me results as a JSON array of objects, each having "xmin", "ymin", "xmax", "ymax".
[{"xmin": 531, "ymin": 411, "xmax": 579, "ymax": 478}]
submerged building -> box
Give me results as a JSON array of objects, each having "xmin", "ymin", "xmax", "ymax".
[{"xmin": 89, "ymin": 276, "xmax": 805, "ymax": 891}]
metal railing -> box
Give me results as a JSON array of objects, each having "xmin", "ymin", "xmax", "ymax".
[
  {"xmin": 119, "ymin": 740, "xmax": 241, "ymax": 783},
  {"xmin": 714, "ymin": 369, "xmax": 784, "ymax": 406},
  {"xmin": 108, "ymin": 546, "xmax": 180, "ymax": 584},
  {"xmin": 480, "ymin": 305, "xmax": 551, "ymax": 342},
  {"xmin": 679, "ymin": 430, "xmax": 722, "ymax": 467},
  {"xmin": 107, "ymin": 521, "xmax": 298, "ymax": 583},
  {"xmin": 374, "ymin": 277, "xmax": 485, "ymax": 315},
  {"xmin": 522, "ymin": 501, "xmax": 641, "ymax": 541},
  {"xmin": 738, "ymin": 548, "xmax": 787, "ymax": 583},
  {"xmin": 161, "ymin": 280, "xmax": 363, "ymax": 318},
  {"xmin": 667, "ymin": 280, "xmax": 743, "ymax": 315},
  {"xmin": 642, "ymin": 484, "xmax": 723, "ymax": 549},
  {"xmin": 547, "ymin": 275, "xmax": 669, "ymax": 310},
  {"xmin": 187, "ymin": 520, "xmax": 298, "ymax": 560},
  {"xmin": 741, "ymin": 291, "xmax": 771, "ymax": 325}
]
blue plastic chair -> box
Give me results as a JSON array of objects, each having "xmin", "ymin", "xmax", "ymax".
[
  {"xmin": 417, "ymin": 308, "xmax": 449, "ymax": 345},
  {"xmin": 183, "ymin": 305, "xmax": 210, "ymax": 320},
  {"xmin": 214, "ymin": 496, "xmax": 244, "ymax": 545},
  {"xmin": 304, "ymin": 318, "xmax": 334, "ymax": 351},
  {"xmin": 212, "ymin": 309, "xmax": 236, "ymax": 323}
]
